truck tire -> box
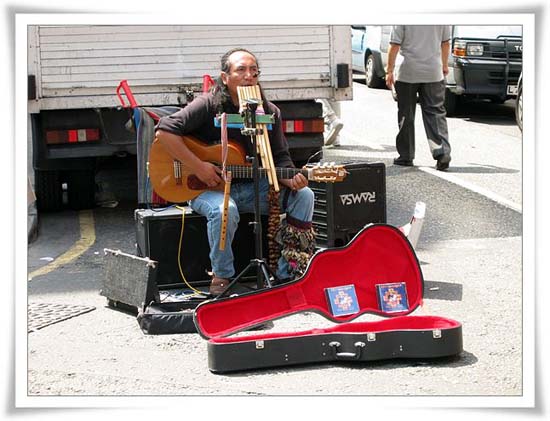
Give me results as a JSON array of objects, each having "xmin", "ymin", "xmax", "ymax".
[
  {"xmin": 66, "ymin": 169, "xmax": 96, "ymax": 210},
  {"xmin": 445, "ymin": 90, "xmax": 458, "ymax": 116},
  {"xmin": 365, "ymin": 54, "xmax": 384, "ymax": 88},
  {"xmin": 35, "ymin": 169, "xmax": 63, "ymax": 212}
]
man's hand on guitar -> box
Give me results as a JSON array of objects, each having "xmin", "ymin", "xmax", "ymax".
[
  {"xmin": 280, "ymin": 173, "xmax": 308, "ymax": 191},
  {"xmin": 196, "ymin": 161, "xmax": 223, "ymax": 187}
]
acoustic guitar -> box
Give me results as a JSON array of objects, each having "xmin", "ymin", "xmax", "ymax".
[{"xmin": 148, "ymin": 136, "xmax": 347, "ymax": 203}]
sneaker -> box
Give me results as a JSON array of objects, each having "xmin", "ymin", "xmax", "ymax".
[
  {"xmin": 436, "ymin": 154, "xmax": 451, "ymax": 171},
  {"xmin": 393, "ymin": 157, "xmax": 414, "ymax": 167},
  {"xmin": 325, "ymin": 118, "xmax": 343, "ymax": 146}
]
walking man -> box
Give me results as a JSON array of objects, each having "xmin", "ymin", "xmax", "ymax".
[{"xmin": 385, "ymin": 25, "xmax": 452, "ymax": 171}]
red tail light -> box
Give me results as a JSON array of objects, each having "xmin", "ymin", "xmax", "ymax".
[
  {"xmin": 282, "ymin": 119, "xmax": 324, "ymax": 134},
  {"xmin": 46, "ymin": 129, "xmax": 100, "ymax": 145}
]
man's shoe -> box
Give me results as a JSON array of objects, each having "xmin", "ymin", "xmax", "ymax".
[
  {"xmin": 393, "ymin": 157, "xmax": 414, "ymax": 167},
  {"xmin": 209, "ymin": 276, "xmax": 229, "ymax": 295},
  {"xmin": 436, "ymin": 154, "xmax": 451, "ymax": 171}
]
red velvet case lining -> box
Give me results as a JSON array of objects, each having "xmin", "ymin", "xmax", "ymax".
[{"xmin": 194, "ymin": 224, "xmax": 424, "ymax": 339}]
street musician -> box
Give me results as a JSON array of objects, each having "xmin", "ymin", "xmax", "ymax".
[{"xmin": 155, "ymin": 48, "xmax": 316, "ymax": 295}]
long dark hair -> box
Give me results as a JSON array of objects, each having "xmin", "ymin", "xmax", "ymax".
[{"xmin": 211, "ymin": 48, "xmax": 267, "ymax": 114}]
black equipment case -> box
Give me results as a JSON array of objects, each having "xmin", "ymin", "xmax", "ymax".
[{"xmin": 193, "ymin": 224, "xmax": 462, "ymax": 373}]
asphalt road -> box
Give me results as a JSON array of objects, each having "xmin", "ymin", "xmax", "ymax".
[{"xmin": 24, "ymin": 81, "xmax": 527, "ymax": 410}]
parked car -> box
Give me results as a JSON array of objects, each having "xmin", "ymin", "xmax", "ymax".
[
  {"xmin": 351, "ymin": 25, "xmax": 391, "ymax": 88},
  {"xmin": 350, "ymin": 25, "xmax": 522, "ymax": 116}
]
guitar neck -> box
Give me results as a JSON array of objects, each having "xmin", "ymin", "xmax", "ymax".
[{"xmin": 227, "ymin": 165, "xmax": 306, "ymax": 180}]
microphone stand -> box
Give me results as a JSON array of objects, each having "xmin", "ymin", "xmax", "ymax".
[{"xmin": 215, "ymin": 100, "xmax": 274, "ymax": 298}]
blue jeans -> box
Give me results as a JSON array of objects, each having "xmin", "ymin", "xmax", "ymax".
[{"xmin": 189, "ymin": 179, "xmax": 314, "ymax": 279}]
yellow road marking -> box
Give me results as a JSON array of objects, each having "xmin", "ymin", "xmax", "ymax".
[{"xmin": 28, "ymin": 210, "xmax": 96, "ymax": 280}]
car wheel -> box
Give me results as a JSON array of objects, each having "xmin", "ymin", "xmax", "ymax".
[
  {"xmin": 365, "ymin": 54, "xmax": 384, "ymax": 88},
  {"xmin": 516, "ymin": 84, "xmax": 523, "ymax": 132}
]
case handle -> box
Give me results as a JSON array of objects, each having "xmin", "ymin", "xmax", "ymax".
[{"xmin": 329, "ymin": 341, "xmax": 366, "ymax": 360}]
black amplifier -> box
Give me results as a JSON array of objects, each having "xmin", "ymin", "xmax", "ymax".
[
  {"xmin": 309, "ymin": 162, "xmax": 386, "ymax": 248},
  {"xmin": 135, "ymin": 207, "xmax": 266, "ymax": 287}
]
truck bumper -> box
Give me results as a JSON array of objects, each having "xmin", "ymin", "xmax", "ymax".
[{"xmin": 448, "ymin": 58, "xmax": 522, "ymax": 100}]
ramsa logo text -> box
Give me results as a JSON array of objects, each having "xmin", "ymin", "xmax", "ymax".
[{"xmin": 340, "ymin": 192, "xmax": 376, "ymax": 206}]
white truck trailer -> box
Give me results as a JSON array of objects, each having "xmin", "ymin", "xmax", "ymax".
[{"xmin": 27, "ymin": 25, "xmax": 353, "ymax": 211}]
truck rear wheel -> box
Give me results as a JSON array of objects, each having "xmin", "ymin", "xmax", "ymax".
[
  {"xmin": 66, "ymin": 169, "xmax": 96, "ymax": 210},
  {"xmin": 35, "ymin": 169, "xmax": 63, "ymax": 212}
]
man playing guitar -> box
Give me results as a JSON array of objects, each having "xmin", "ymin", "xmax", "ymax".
[{"xmin": 155, "ymin": 48, "xmax": 315, "ymax": 295}]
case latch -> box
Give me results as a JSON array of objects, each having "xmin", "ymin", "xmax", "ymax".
[
  {"xmin": 255, "ymin": 340, "xmax": 265, "ymax": 349},
  {"xmin": 433, "ymin": 329, "xmax": 442, "ymax": 339}
]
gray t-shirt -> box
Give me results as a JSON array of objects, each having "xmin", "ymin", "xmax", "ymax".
[{"xmin": 390, "ymin": 25, "xmax": 451, "ymax": 83}]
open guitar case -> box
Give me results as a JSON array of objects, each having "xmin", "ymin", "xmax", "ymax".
[{"xmin": 193, "ymin": 223, "xmax": 463, "ymax": 373}]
